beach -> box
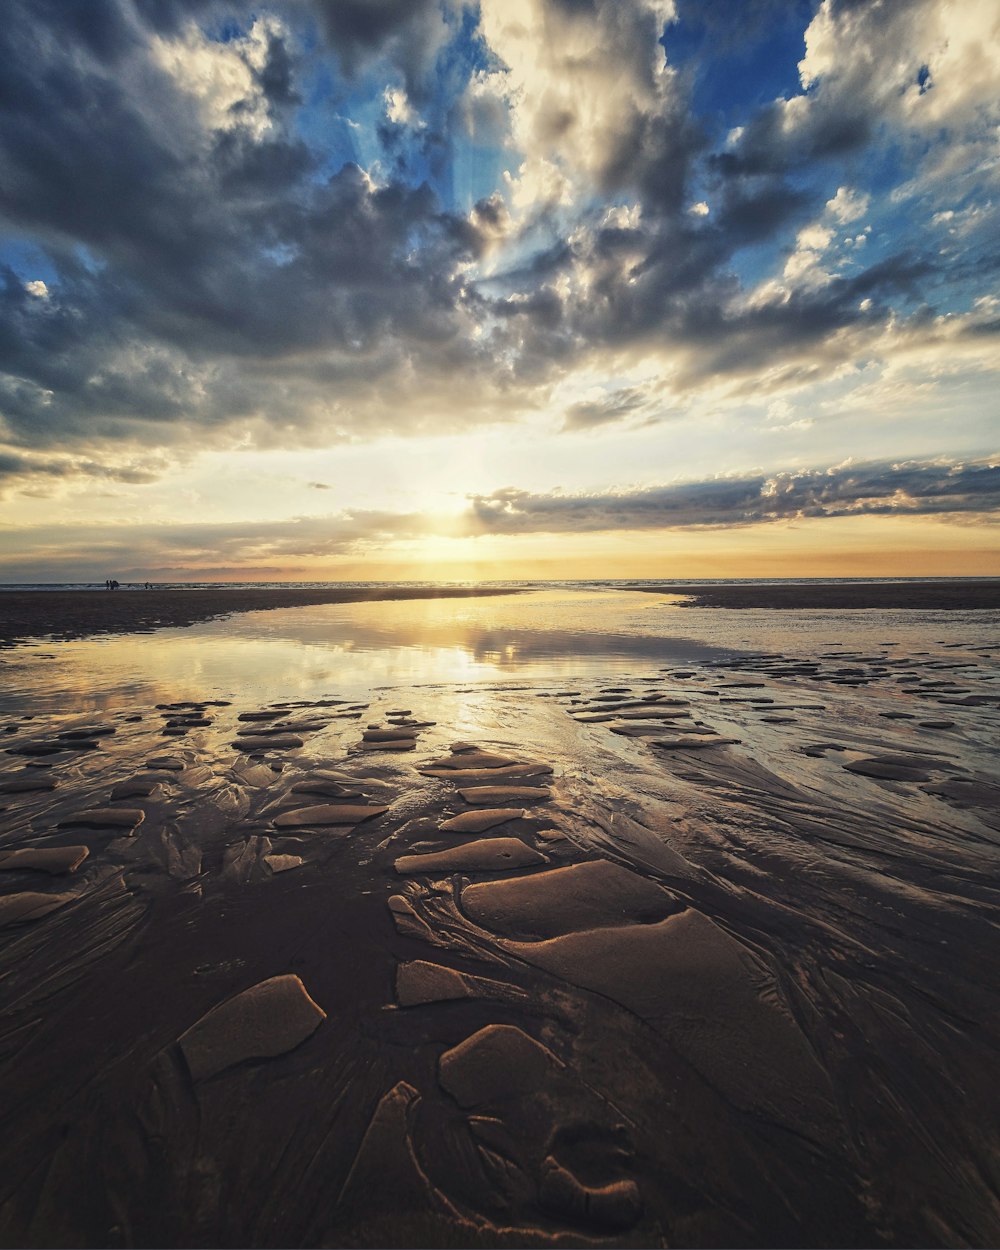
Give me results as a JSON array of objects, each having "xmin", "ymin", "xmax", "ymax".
[
  {"xmin": 0, "ymin": 585, "xmax": 522, "ymax": 646},
  {"xmin": 638, "ymin": 578, "xmax": 1000, "ymax": 611},
  {"xmin": 0, "ymin": 584, "xmax": 998, "ymax": 1247}
]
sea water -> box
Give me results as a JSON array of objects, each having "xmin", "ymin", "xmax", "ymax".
[{"xmin": 1, "ymin": 585, "xmax": 997, "ymax": 713}]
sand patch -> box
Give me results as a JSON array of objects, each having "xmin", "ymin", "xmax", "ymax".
[
  {"xmin": 59, "ymin": 807, "xmax": 145, "ymax": 832},
  {"xmin": 273, "ymin": 803, "xmax": 388, "ymax": 829},
  {"xmin": 459, "ymin": 786, "xmax": 551, "ymax": 804},
  {"xmin": 462, "ymin": 859, "xmax": 679, "ymax": 939},
  {"xmin": 440, "ymin": 808, "xmax": 526, "ymax": 833},
  {"xmin": 439, "ymin": 1024, "xmax": 562, "ymax": 1108},
  {"xmin": 502, "ymin": 910, "xmax": 837, "ymax": 1138},
  {"xmin": 0, "ymin": 846, "xmax": 89, "ymax": 874},
  {"xmin": 178, "ymin": 974, "xmax": 326, "ymax": 1081},
  {"xmin": 0, "ymin": 890, "xmax": 76, "ymax": 926},
  {"xmin": 395, "ymin": 838, "xmax": 545, "ymax": 875}
]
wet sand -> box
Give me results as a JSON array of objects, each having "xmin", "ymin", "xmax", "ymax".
[
  {"xmin": 0, "ymin": 586, "xmax": 523, "ymax": 646},
  {"xmin": 638, "ymin": 579, "xmax": 1000, "ymax": 610},
  {"xmin": 0, "ymin": 620, "xmax": 999, "ymax": 1246}
]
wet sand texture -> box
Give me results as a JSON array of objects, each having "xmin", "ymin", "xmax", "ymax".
[{"xmin": 0, "ymin": 628, "xmax": 998, "ymax": 1248}]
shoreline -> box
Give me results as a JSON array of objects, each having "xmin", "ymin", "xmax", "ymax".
[
  {"xmin": 0, "ymin": 579, "xmax": 998, "ymax": 648},
  {"xmin": 0, "ymin": 585, "xmax": 525, "ymax": 646},
  {"xmin": 638, "ymin": 578, "xmax": 1000, "ymax": 610}
]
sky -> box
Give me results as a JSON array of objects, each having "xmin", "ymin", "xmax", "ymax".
[{"xmin": 0, "ymin": 0, "xmax": 998, "ymax": 583}]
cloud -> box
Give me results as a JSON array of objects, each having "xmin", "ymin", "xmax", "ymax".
[
  {"xmin": 561, "ymin": 386, "xmax": 650, "ymax": 430},
  {"xmin": 718, "ymin": 0, "xmax": 1000, "ymax": 185},
  {"xmin": 0, "ymin": 0, "xmax": 496, "ymax": 452},
  {"xmin": 311, "ymin": 0, "xmax": 457, "ymax": 99},
  {"xmin": 3, "ymin": 457, "xmax": 996, "ymax": 580},
  {"xmin": 466, "ymin": 3, "xmax": 995, "ymax": 397},
  {"xmin": 150, "ymin": 15, "xmax": 288, "ymax": 141},
  {"xmin": 0, "ymin": 507, "xmax": 441, "ymax": 581},
  {"xmin": 0, "ymin": 0, "xmax": 997, "ymax": 492},
  {"xmin": 462, "ymin": 458, "xmax": 1000, "ymax": 533},
  {"xmin": 0, "ymin": 449, "xmax": 167, "ymax": 492},
  {"xmin": 479, "ymin": 0, "xmax": 700, "ymax": 216},
  {"xmin": 826, "ymin": 186, "xmax": 869, "ymax": 225},
  {"xmin": 800, "ymin": 0, "xmax": 1000, "ymax": 141}
]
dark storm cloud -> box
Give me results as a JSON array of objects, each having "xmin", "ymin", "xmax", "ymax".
[
  {"xmin": 711, "ymin": 102, "xmax": 873, "ymax": 180},
  {"xmin": 0, "ymin": 0, "xmax": 503, "ymax": 451},
  {"xmin": 256, "ymin": 30, "xmax": 300, "ymax": 106},
  {"xmin": 131, "ymin": 0, "xmax": 232, "ymax": 34},
  {"xmin": 311, "ymin": 0, "xmax": 453, "ymax": 98},
  {"xmin": 711, "ymin": 176, "xmax": 811, "ymax": 246},
  {"xmin": 487, "ymin": 202, "xmax": 970, "ymax": 398},
  {"xmin": 464, "ymin": 460, "xmax": 1000, "ymax": 533},
  {"xmin": 668, "ymin": 252, "xmax": 940, "ymax": 386}
]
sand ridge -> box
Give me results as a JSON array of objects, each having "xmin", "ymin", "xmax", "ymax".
[{"xmin": 0, "ymin": 585, "xmax": 526, "ymax": 646}]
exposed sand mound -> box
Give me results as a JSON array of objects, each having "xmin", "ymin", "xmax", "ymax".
[
  {"xmin": 439, "ymin": 808, "xmax": 526, "ymax": 833},
  {"xmin": 503, "ymin": 910, "xmax": 838, "ymax": 1139},
  {"xmin": 273, "ymin": 803, "xmax": 388, "ymax": 828},
  {"xmin": 395, "ymin": 838, "xmax": 545, "ymax": 875},
  {"xmin": 178, "ymin": 974, "xmax": 326, "ymax": 1081},
  {"xmin": 438, "ymin": 1024, "xmax": 562, "ymax": 1107},
  {"xmin": 462, "ymin": 859, "xmax": 680, "ymax": 939},
  {"xmin": 458, "ymin": 786, "xmax": 551, "ymax": 804},
  {"xmin": 0, "ymin": 846, "xmax": 88, "ymax": 874}
]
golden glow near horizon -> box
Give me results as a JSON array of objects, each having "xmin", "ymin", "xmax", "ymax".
[{"xmin": 0, "ymin": 1, "xmax": 998, "ymax": 582}]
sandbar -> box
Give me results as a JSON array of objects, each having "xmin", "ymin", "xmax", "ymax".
[
  {"xmin": 0, "ymin": 585, "xmax": 524, "ymax": 646},
  {"xmin": 633, "ymin": 578, "xmax": 1000, "ymax": 610}
]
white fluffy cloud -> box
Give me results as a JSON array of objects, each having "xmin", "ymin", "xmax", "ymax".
[
  {"xmin": 826, "ymin": 186, "xmax": 869, "ymax": 225},
  {"xmin": 800, "ymin": 0, "xmax": 1000, "ymax": 140},
  {"xmin": 150, "ymin": 16, "xmax": 284, "ymax": 141},
  {"xmin": 775, "ymin": 187, "xmax": 871, "ymax": 291},
  {"xmin": 478, "ymin": 0, "xmax": 678, "ymax": 213},
  {"xmin": 784, "ymin": 0, "xmax": 1000, "ymax": 206}
]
